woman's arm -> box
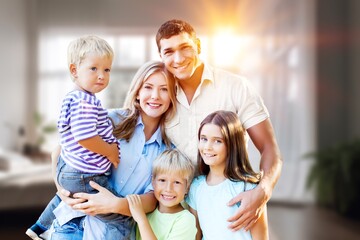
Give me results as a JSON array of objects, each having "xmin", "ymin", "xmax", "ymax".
[{"xmin": 72, "ymin": 181, "xmax": 157, "ymax": 216}]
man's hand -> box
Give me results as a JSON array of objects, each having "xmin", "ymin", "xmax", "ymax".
[{"xmin": 227, "ymin": 183, "xmax": 270, "ymax": 231}]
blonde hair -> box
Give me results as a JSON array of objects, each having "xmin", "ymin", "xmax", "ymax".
[
  {"xmin": 112, "ymin": 60, "xmax": 176, "ymax": 147},
  {"xmin": 152, "ymin": 149, "xmax": 195, "ymax": 189},
  {"xmin": 67, "ymin": 35, "xmax": 114, "ymax": 79}
]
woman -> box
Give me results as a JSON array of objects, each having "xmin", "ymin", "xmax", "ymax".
[{"xmin": 51, "ymin": 60, "xmax": 176, "ymax": 239}]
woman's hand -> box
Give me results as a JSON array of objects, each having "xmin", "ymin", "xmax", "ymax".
[
  {"xmin": 72, "ymin": 181, "xmax": 124, "ymax": 216},
  {"xmin": 57, "ymin": 187, "xmax": 86, "ymax": 208}
]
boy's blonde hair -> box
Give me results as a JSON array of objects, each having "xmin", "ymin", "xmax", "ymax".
[
  {"xmin": 67, "ymin": 35, "xmax": 114, "ymax": 78},
  {"xmin": 152, "ymin": 149, "xmax": 195, "ymax": 189}
]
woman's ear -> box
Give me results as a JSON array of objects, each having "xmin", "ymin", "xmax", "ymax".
[{"xmin": 69, "ymin": 64, "xmax": 78, "ymax": 78}]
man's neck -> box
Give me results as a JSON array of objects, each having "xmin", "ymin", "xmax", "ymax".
[{"xmin": 178, "ymin": 63, "xmax": 204, "ymax": 104}]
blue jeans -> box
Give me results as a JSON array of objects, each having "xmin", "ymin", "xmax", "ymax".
[
  {"xmin": 35, "ymin": 157, "xmax": 110, "ymax": 230},
  {"xmin": 51, "ymin": 215, "xmax": 135, "ymax": 240},
  {"xmin": 51, "ymin": 217, "xmax": 84, "ymax": 240},
  {"xmin": 50, "ymin": 157, "xmax": 134, "ymax": 239}
]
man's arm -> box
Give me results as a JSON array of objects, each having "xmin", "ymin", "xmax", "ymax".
[{"xmin": 227, "ymin": 118, "xmax": 282, "ymax": 230}]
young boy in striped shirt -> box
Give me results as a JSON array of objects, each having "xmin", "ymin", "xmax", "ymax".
[{"xmin": 26, "ymin": 35, "xmax": 120, "ymax": 240}]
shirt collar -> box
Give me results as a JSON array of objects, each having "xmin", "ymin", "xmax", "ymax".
[
  {"xmin": 201, "ymin": 62, "xmax": 215, "ymax": 85},
  {"xmin": 175, "ymin": 62, "xmax": 215, "ymax": 95},
  {"xmin": 136, "ymin": 116, "xmax": 163, "ymax": 146}
]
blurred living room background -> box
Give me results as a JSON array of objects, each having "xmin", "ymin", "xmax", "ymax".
[{"xmin": 0, "ymin": 0, "xmax": 359, "ymax": 239}]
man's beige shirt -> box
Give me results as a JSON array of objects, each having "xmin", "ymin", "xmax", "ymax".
[{"xmin": 165, "ymin": 64, "xmax": 269, "ymax": 163}]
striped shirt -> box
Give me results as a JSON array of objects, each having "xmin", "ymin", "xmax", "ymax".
[{"xmin": 57, "ymin": 90, "xmax": 119, "ymax": 173}]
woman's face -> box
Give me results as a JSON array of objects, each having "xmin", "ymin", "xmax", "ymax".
[{"xmin": 137, "ymin": 71, "xmax": 171, "ymax": 123}]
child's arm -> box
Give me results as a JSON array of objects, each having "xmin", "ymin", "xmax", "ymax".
[
  {"xmin": 126, "ymin": 194, "xmax": 158, "ymax": 240},
  {"xmin": 249, "ymin": 204, "xmax": 269, "ymax": 240},
  {"xmin": 189, "ymin": 206, "xmax": 202, "ymax": 240},
  {"xmin": 78, "ymin": 135, "xmax": 119, "ymax": 168}
]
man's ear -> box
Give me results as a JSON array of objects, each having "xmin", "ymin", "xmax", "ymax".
[
  {"xmin": 69, "ymin": 64, "xmax": 77, "ymax": 78},
  {"xmin": 196, "ymin": 38, "xmax": 201, "ymax": 54}
]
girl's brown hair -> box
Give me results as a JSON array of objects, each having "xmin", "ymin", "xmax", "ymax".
[{"xmin": 197, "ymin": 110, "xmax": 261, "ymax": 183}]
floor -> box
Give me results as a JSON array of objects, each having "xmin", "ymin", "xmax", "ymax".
[{"xmin": 1, "ymin": 203, "xmax": 359, "ymax": 239}]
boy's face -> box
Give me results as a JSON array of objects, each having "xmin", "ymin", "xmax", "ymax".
[
  {"xmin": 152, "ymin": 172, "xmax": 188, "ymax": 213},
  {"xmin": 70, "ymin": 54, "xmax": 112, "ymax": 94},
  {"xmin": 159, "ymin": 32, "xmax": 201, "ymax": 81}
]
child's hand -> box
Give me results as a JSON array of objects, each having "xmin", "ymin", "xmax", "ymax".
[
  {"xmin": 107, "ymin": 143, "xmax": 120, "ymax": 168},
  {"xmin": 126, "ymin": 194, "xmax": 147, "ymax": 223}
]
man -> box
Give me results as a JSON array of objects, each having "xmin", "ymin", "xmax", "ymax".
[{"xmin": 156, "ymin": 19, "xmax": 282, "ymax": 231}]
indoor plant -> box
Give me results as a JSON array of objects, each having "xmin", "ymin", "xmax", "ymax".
[{"xmin": 306, "ymin": 139, "xmax": 360, "ymax": 219}]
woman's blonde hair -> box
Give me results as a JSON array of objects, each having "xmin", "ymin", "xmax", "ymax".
[{"xmin": 112, "ymin": 60, "xmax": 176, "ymax": 147}]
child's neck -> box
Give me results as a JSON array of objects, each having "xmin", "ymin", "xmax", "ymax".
[
  {"xmin": 206, "ymin": 168, "xmax": 226, "ymax": 186},
  {"xmin": 158, "ymin": 203, "xmax": 184, "ymax": 214}
]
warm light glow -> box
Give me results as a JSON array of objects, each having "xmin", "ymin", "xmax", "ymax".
[{"xmin": 212, "ymin": 27, "xmax": 257, "ymax": 69}]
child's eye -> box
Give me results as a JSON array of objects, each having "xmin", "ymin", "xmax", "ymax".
[
  {"xmin": 175, "ymin": 181, "xmax": 182, "ymax": 185},
  {"xmin": 105, "ymin": 68, "xmax": 111, "ymax": 73},
  {"xmin": 215, "ymin": 140, "xmax": 223, "ymax": 144},
  {"xmin": 200, "ymin": 137, "xmax": 207, "ymax": 142},
  {"xmin": 158, "ymin": 178, "xmax": 166, "ymax": 182},
  {"xmin": 160, "ymin": 87, "xmax": 168, "ymax": 92}
]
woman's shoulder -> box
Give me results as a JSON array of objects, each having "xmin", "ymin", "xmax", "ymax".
[{"xmin": 107, "ymin": 108, "xmax": 129, "ymax": 124}]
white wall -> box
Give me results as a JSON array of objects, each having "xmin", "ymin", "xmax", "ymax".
[{"xmin": 0, "ymin": 0, "xmax": 28, "ymax": 150}]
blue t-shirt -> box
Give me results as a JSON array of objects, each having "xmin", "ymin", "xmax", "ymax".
[{"xmin": 186, "ymin": 175, "xmax": 257, "ymax": 240}]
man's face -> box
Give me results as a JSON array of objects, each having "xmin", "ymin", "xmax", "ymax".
[{"xmin": 159, "ymin": 32, "xmax": 201, "ymax": 81}]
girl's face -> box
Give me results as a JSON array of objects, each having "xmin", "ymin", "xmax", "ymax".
[
  {"xmin": 137, "ymin": 72, "xmax": 171, "ymax": 123},
  {"xmin": 152, "ymin": 172, "xmax": 188, "ymax": 213},
  {"xmin": 198, "ymin": 123, "xmax": 227, "ymax": 169},
  {"xmin": 71, "ymin": 54, "xmax": 112, "ymax": 94}
]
